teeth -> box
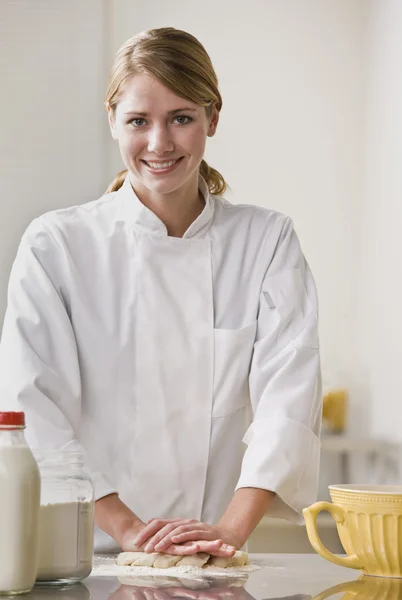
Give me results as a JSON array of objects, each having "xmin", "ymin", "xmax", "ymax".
[{"xmin": 147, "ymin": 159, "xmax": 178, "ymax": 169}]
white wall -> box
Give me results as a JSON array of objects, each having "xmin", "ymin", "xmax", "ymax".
[
  {"xmin": 0, "ymin": 0, "xmax": 109, "ymax": 318},
  {"xmin": 108, "ymin": 0, "xmax": 369, "ymax": 428},
  {"xmin": 358, "ymin": 0, "xmax": 402, "ymax": 443}
]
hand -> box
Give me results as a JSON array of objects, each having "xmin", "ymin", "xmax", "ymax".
[
  {"xmin": 120, "ymin": 520, "xmax": 201, "ymax": 555},
  {"xmin": 133, "ymin": 518, "xmax": 239, "ymax": 557}
]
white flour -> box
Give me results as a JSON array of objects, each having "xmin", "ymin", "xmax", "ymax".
[
  {"xmin": 37, "ymin": 501, "xmax": 94, "ymax": 581},
  {"xmin": 92, "ymin": 555, "xmax": 259, "ymax": 580}
]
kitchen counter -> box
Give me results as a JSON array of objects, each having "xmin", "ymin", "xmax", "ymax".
[{"xmin": 19, "ymin": 554, "xmax": 399, "ymax": 600}]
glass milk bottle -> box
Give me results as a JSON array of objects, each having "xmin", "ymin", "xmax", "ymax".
[{"xmin": 0, "ymin": 411, "xmax": 41, "ymax": 595}]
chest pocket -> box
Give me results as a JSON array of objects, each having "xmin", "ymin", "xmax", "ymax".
[{"xmin": 212, "ymin": 321, "xmax": 257, "ymax": 418}]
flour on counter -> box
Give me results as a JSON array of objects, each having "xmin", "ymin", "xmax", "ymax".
[{"xmin": 92, "ymin": 555, "xmax": 259, "ymax": 579}]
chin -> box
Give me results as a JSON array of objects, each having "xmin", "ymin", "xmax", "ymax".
[
  {"xmin": 141, "ymin": 169, "xmax": 195, "ymax": 194},
  {"xmin": 143, "ymin": 180, "xmax": 184, "ymax": 195}
]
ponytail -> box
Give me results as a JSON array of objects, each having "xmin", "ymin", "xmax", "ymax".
[
  {"xmin": 104, "ymin": 169, "xmax": 128, "ymax": 194},
  {"xmin": 199, "ymin": 160, "xmax": 227, "ymax": 196}
]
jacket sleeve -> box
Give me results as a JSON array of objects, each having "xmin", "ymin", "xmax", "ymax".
[
  {"xmin": 235, "ymin": 217, "xmax": 322, "ymax": 523},
  {"xmin": 0, "ymin": 218, "xmax": 116, "ymax": 501}
]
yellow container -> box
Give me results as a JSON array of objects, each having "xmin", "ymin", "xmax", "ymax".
[
  {"xmin": 322, "ymin": 388, "xmax": 348, "ymax": 432},
  {"xmin": 303, "ymin": 484, "xmax": 402, "ymax": 578}
]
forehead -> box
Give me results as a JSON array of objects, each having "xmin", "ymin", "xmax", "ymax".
[{"xmin": 116, "ymin": 73, "xmax": 200, "ymax": 114}]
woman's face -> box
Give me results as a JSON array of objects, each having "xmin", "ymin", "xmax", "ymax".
[{"xmin": 107, "ymin": 73, "xmax": 219, "ymax": 198}]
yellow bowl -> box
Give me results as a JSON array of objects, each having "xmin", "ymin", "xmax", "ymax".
[{"xmin": 303, "ymin": 484, "xmax": 402, "ymax": 578}]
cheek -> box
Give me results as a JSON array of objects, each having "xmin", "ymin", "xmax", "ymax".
[
  {"xmin": 180, "ymin": 126, "xmax": 207, "ymax": 156},
  {"xmin": 116, "ymin": 128, "xmax": 143, "ymax": 155}
]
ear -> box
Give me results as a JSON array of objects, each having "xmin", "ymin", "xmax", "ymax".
[
  {"xmin": 106, "ymin": 102, "xmax": 118, "ymax": 140},
  {"xmin": 207, "ymin": 105, "xmax": 220, "ymax": 137}
]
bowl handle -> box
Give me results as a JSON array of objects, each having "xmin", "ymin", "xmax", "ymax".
[{"xmin": 302, "ymin": 501, "xmax": 364, "ymax": 570}]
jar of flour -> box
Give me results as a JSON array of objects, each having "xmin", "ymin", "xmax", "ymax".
[
  {"xmin": 0, "ymin": 411, "xmax": 40, "ymax": 595},
  {"xmin": 33, "ymin": 450, "xmax": 94, "ymax": 584}
]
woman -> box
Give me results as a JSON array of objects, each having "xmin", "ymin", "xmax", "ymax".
[{"xmin": 0, "ymin": 28, "xmax": 321, "ymax": 555}]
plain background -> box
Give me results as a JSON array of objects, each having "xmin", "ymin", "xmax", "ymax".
[{"xmin": 0, "ymin": 0, "xmax": 401, "ymax": 449}]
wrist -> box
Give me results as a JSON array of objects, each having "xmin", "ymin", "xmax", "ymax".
[
  {"xmin": 218, "ymin": 488, "xmax": 275, "ymax": 549},
  {"xmin": 95, "ymin": 493, "xmax": 144, "ymax": 545},
  {"xmin": 216, "ymin": 523, "xmax": 245, "ymax": 549},
  {"xmin": 114, "ymin": 516, "xmax": 144, "ymax": 547}
]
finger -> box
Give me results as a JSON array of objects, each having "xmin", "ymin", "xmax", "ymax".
[
  {"xmin": 170, "ymin": 530, "xmax": 218, "ymax": 544},
  {"xmin": 194, "ymin": 540, "xmax": 237, "ymax": 556},
  {"xmin": 163, "ymin": 542, "xmax": 201, "ymax": 556},
  {"xmin": 158, "ymin": 522, "xmax": 206, "ymax": 540},
  {"xmin": 145, "ymin": 520, "xmax": 198, "ymax": 552},
  {"xmin": 133, "ymin": 519, "xmax": 181, "ymax": 547},
  {"xmin": 154, "ymin": 526, "xmax": 208, "ymax": 551},
  {"xmin": 144, "ymin": 522, "xmax": 188, "ymax": 552}
]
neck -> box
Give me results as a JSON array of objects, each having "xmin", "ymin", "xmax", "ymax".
[{"xmin": 130, "ymin": 176, "xmax": 205, "ymax": 237}]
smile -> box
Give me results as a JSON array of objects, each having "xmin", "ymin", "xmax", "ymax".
[{"xmin": 142, "ymin": 157, "xmax": 183, "ymax": 173}]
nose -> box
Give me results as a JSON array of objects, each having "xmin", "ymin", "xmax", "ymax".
[{"xmin": 147, "ymin": 125, "xmax": 174, "ymax": 154}]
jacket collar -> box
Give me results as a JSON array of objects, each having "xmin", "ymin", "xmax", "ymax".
[{"xmin": 118, "ymin": 174, "xmax": 215, "ymax": 239}]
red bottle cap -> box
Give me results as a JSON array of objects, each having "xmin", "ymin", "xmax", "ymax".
[{"xmin": 0, "ymin": 412, "xmax": 25, "ymax": 427}]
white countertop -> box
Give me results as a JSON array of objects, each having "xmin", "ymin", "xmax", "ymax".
[{"xmin": 23, "ymin": 553, "xmax": 387, "ymax": 600}]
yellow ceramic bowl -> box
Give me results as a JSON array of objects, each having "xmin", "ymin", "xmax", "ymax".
[{"xmin": 303, "ymin": 484, "xmax": 402, "ymax": 578}]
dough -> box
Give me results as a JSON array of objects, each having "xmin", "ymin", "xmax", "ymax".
[
  {"xmin": 132, "ymin": 553, "xmax": 161, "ymax": 567},
  {"xmin": 116, "ymin": 549, "xmax": 249, "ymax": 569},
  {"xmin": 117, "ymin": 551, "xmax": 160, "ymax": 566},
  {"xmin": 175, "ymin": 552, "xmax": 210, "ymax": 567},
  {"xmin": 207, "ymin": 550, "xmax": 248, "ymax": 568},
  {"xmin": 117, "ymin": 552, "xmax": 141, "ymax": 566},
  {"xmin": 152, "ymin": 554, "xmax": 182, "ymax": 569}
]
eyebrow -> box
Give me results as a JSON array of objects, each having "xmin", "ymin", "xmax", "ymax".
[{"xmin": 123, "ymin": 107, "xmax": 198, "ymax": 117}]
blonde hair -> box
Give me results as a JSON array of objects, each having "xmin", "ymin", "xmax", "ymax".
[{"xmin": 105, "ymin": 27, "xmax": 227, "ymax": 196}]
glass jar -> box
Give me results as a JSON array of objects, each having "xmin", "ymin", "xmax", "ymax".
[
  {"xmin": 33, "ymin": 450, "xmax": 94, "ymax": 585},
  {"xmin": 0, "ymin": 411, "xmax": 40, "ymax": 596}
]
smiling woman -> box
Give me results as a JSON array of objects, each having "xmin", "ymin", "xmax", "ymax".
[
  {"xmin": 0, "ymin": 26, "xmax": 322, "ymax": 560},
  {"xmin": 104, "ymin": 28, "xmax": 226, "ymax": 205}
]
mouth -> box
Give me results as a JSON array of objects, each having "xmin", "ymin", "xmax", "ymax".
[{"xmin": 141, "ymin": 157, "xmax": 184, "ymax": 174}]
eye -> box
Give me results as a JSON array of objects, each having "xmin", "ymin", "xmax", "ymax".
[
  {"xmin": 173, "ymin": 115, "xmax": 193, "ymax": 125},
  {"xmin": 130, "ymin": 118, "xmax": 147, "ymax": 127}
]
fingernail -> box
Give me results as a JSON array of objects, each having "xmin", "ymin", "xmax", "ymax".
[{"xmin": 144, "ymin": 544, "xmax": 153, "ymax": 552}]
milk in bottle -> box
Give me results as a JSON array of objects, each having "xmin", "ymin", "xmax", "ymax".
[{"xmin": 0, "ymin": 411, "xmax": 40, "ymax": 595}]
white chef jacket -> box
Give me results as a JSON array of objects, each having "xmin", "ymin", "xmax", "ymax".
[{"xmin": 0, "ymin": 176, "xmax": 321, "ymax": 552}]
